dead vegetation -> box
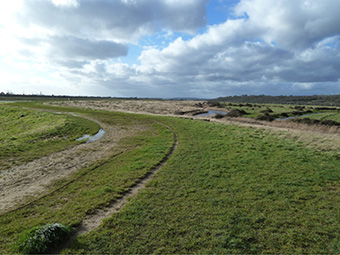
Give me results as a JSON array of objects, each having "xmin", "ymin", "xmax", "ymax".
[{"xmin": 49, "ymin": 100, "xmax": 204, "ymax": 116}]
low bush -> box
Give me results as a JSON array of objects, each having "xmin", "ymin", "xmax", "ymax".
[
  {"xmin": 207, "ymin": 101, "xmax": 223, "ymax": 108},
  {"xmin": 290, "ymin": 118, "xmax": 340, "ymax": 127},
  {"xmin": 261, "ymin": 108, "xmax": 273, "ymax": 114},
  {"xmin": 256, "ymin": 113, "xmax": 275, "ymax": 122},
  {"xmin": 214, "ymin": 113, "xmax": 226, "ymax": 119},
  {"xmin": 226, "ymin": 109, "xmax": 247, "ymax": 117},
  {"xmin": 315, "ymin": 107, "xmax": 338, "ymax": 111},
  {"xmin": 17, "ymin": 223, "xmax": 73, "ymax": 254}
]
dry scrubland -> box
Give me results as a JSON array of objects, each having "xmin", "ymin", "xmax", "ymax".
[{"xmin": 1, "ymin": 100, "xmax": 340, "ymax": 253}]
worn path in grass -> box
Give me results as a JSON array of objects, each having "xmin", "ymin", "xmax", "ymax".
[
  {"xmin": 0, "ymin": 106, "xmax": 147, "ymax": 214},
  {"xmin": 0, "ymin": 103, "xmax": 175, "ymax": 254},
  {"xmin": 54, "ymin": 121, "xmax": 178, "ymax": 253},
  {"xmin": 1, "ymin": 114, "xmax": 128, "ymax": 213}
]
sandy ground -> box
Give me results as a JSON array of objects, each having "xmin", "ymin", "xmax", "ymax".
[{"xmin": 0, "ymin": 115, "xmax": 145, "ymax": 214}]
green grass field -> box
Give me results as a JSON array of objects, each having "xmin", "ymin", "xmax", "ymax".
[
  {"xmin": 1, "ymin": 102, "xmax": 340, "ymax": 253},
  {"xmin": 64, "ymin": 117, "xmax": 340, "ymax": 254}
]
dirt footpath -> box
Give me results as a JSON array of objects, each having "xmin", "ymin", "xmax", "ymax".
[{"xmin": 0, "ymin": 116, "xmax": 143, "ymax": 214}]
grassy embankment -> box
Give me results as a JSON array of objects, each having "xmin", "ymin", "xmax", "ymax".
[
  {"xmin": 0, "ymin": 104, "xmax": 100, "ymax": 170},
  {"xmin": 0, "ymin": 102, "xmax": 174, "ymax": 253},
  {"xmin": 2, "ymin": 102, "xmax": 340, "ymax": 253},
  {"xmin": 305, "ymin": 112, "xmax": 340, "ymax": 122},
  {"xmin": 66, "ymin": 113, "xmax": 340, "ymax": 253}
]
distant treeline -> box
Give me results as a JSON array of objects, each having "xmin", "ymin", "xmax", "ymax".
[
  {"xmin": 215, "ymin": 95, "xmax": 340, "ymax": 106},
  {"xmin": 0, "ymin": 93, "xmax": 138, "ymax": 101}
]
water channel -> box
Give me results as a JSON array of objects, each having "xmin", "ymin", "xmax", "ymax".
[
  {"xmin": 196, "ymin": 110, "xmax": 228, "ymax": 117},
  {"xmin": 76, "ymin": 129, "xmax": 105, "ymax": 143},
  {"xmin": 276, "ymin": 113, "xmax": 321, "ymax": 120}
]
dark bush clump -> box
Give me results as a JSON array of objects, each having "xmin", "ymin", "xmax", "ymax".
[
  {"xmin": 315, "ymin": 107, "xmax": 338, "ymax": 111},
  {"xmin": 294, "ymin": 106, "xmax": 305, "ymax": 111},
  {"xmin": 174, "ymin": 111, "xmax": 185, "ymax": 115},
  {"xmin": 214, "ymin": 113, "xmax": 226, "ymax": 119},
  {"xmin": 290, "ymin": 111, "xmax": 304, "ymax": 116},
  {"xmin": 226, "ymin": 109, "xmax": 247, "ymax": 117},
  {"xmin": 260, "ymin": 108, "xmax": 273, "ymax": 114},
  {"xmin": 256, "ymin": 113, "xmax": 275, "ymax": 122},
  {"xmin": 322, "ymin": 120, "xmax": 340, "ymax": 126},
  {"xmin": 290, "ymin": 118, "xmax": 340, "ymax": 127},
  {"xmin": 17, "ymin": 223, "xmax": 73, "ymax": 254},
  {"xmin": 290, "ymin": 118, "xmax": 319, "ymax": 125},
  {"xmin": 207, "ymin": 101, "xmax": 223, "ymax": 108}
]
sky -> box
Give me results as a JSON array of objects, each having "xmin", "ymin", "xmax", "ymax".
[{"xmin": 0, "ymin": 0, "xmax": 340, "ymax": 98}]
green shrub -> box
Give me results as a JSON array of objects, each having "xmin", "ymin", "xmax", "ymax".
[
  {"xmin": 214, "ymin": 113, "xmax": 226, "ymax": 119},
  {"xmin": 291, "ymin": 118, "xmax": 340, "ymax": 127},
  {"xmin": 226, "ymin": 109, "xmax": 247, "ymax": 117},
  {"xmin": 256, "ymin": 113, "xmax": 275, "ymax": 121},
  {"xmin": 17, "ymin": 223, "xmax": 73, "ymax": 254}
]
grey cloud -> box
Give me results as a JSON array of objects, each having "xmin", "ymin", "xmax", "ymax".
[
  {"xmin": 235, "ymin": 0, "xmax": 340, "ymax": 49},
  {"xmin": 17, "ymin": 0, "xmax": 208, "ymax": 42},
  {"xmin": 48, "ymin": 36, "xmax": 128, "ymax": 60},
  {"xmin": 9, "ymin": 0, "xmax": 340, "ymax": 98},
  {"xmin": 17, "ymin": 35, "xmax": 128, "ymax": 67}
]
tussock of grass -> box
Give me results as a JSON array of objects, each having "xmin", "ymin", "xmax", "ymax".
[{"xmin": 17, "ymin": 223, "xmax": 73, "ymax": 254}]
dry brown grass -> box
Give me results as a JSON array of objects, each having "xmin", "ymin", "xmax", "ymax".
[{"xmin": 49, "ymin": 100, "xmax": 204, "ymax": 116}]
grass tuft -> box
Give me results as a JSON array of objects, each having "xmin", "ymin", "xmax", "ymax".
[{"xmin": 17, "ymin": 223, "xmax": 73, "ymax": 254}]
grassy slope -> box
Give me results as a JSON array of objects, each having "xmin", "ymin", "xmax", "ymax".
[
  {"xmin": 306, "ymin": 112, "xmax": 340, "ymax": 122},
  {"xmin": 0, "ymin": 105, "xmax": 100, "ymax": 170},
  {"xmin": 66, "ymin": 117, "xmax": 340, "ymax": 254},
  {"xmin": 0, "ymin": 103, "xmax": 174, "ymax": 253}
]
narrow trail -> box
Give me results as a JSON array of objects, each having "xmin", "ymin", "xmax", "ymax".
[{"xmin": 55, "ymin": 120, "xmax": 178, "ymax": 253}]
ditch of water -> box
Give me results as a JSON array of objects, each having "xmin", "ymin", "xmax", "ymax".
[
  {"xmin": 76, "ymin": 129, "xmax": 105, "ymax": 143},
  {"xmin": 196, "ymin": 110, "xmax": 228, "ymax": 117}
]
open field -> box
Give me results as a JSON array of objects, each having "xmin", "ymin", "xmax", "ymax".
[{"xmin": 1, "ymin": 100, "xmax": 340, "ymax": 253}]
